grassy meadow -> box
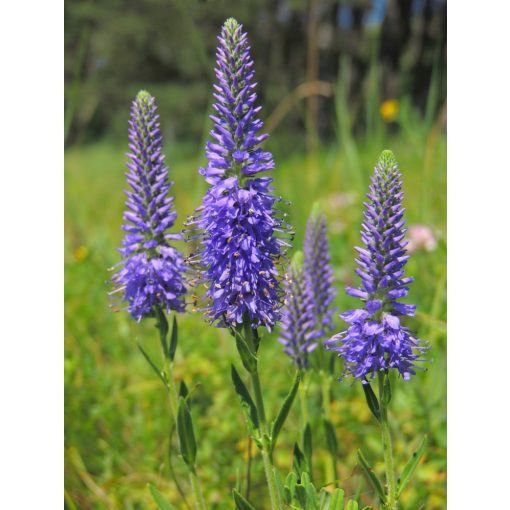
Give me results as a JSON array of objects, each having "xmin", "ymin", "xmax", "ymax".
[{"xmin": 64, "ymin": 120, "xmax": 446, "ymax": 509}]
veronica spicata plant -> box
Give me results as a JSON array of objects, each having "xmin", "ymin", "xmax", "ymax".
[
  {"xmin": 278, "ymin": 251, "xmax": 320, "ymax": 370},
  {"xmin": 188, "ymin": 18, "xmax": 291, "ymax": 330},
  {"xmin": 327, "ymin": 151, "xmax": 428, "ymax": 510},
  {"xmin": 304, "ymin": 207, "xmax": 336, "ymax": 340},
  {"xmin": 111, "ymin": 91, "xmax": 206, "ymax": 510},
  {"xmin": 111, "ymin": 90, "xmax": 186, "ymax": 320},
  {"xmin": 187, "ymin": 19, "xmax": 296, "ymax": 510}
]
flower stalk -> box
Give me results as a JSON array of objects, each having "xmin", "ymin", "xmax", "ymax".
[
  {"xmin": 378, "ymin": 372, "xmax": 397, "ymax": 510},
  {"xmin": 155, "ymin": 310, "xmax": 206, "ymax": 510},
  {"xmin": 243, "ymin": 325, "xmax": 283, "ymax": 510}
]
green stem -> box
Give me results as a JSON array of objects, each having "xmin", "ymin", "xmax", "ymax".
[
  {"xmin": 250, "ymin": 369, "xmax": 283, "ymax": 510},
  {"xmin": 320, "ymin": 372, "xmax": 337, "ymax": 483},
  {"xmin": 320, "ymin": 371, "xmax": 332, "ymax": 421},
  {"xmin": 188, "ymin": 469, "xmax": 207, "ymax": 510},
  {"xmin": 156, "ymin": 312, "xmax": 206, "ymax": 510},
  {"xmin": 378, "ymin": 372, "xmax": 397, "ymax": 510},
  {"xmin": 299, "ymin": 373, "xmax": 309, "ymax": 426}
]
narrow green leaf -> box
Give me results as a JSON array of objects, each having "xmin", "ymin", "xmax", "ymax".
[
  {"xmin": 381, "ymin": 373, "xmax": 392, "ymax": 406},
  {"xmin": 179, "ymin": 380, "xmax": 190, "ymax": 410},
  {"xmin": 346, "ymin": 500, "xmax": 358, "ymax": 510},
  {"xmin": 168, "ymin": 315, "xmax": 178, "ymax": 361},
  {"xmin": 357, "ymin": 450, "xmax": 386, "ymax": 505},
  {"xmin": 396, "ymin": 435, "xmax": 428, "ymax": 498},
  {"xmin": 148, "ymin": 483, "xmax": 176, "ymax": 510},
  {"xmin": 293, "ymin": 442, "xmax": 308, "ymax": 481},
  {"xmin": 177, "ymin": 397, "xmax": 197, "ymax": 470},
  {"xmin": 231, "ymin": 365, "xmax": 259, "ymax": 429},
  {"xmin": 231, "ymin": 327, "xmax": 257, "ymax": 373},
  {"xmin": 328, "ymin": 488, "xmax": 345, "ymax": 510},
  {"xmin": 137, "ymin": 343, "xmax": 166, "ymax": 386},
  {"xmin": 303, "ymin": 423, "xmax": 313, "ymax": 473},
  {"xmin": 295, "ymin": 483, "xmax": 307, "ymax": 508},
  {"xmin": 232, "ymin": 489, "xmax": 256, "ymax": 510},
  {"xmin": 284, "ymin": 471, "xmax": 298, "ymax": 503},
  {"xmin": 154, "ymin": 306, "xmax": 169, "ymax": 358},
  {"xmin": 305, "ymin": 477, "xmax": 319, "ymax": 510},
  {"xmin": 318, "ymin": 487, "xmax": 330, "ymax": 509},
  {"xmin": 362, "ymin": 382, "xmax": 380, "ymax": 422},
  {"xmin": 323, "ymin": 419, "xmax": 338, "ymax": 458},
  {"xmin": 179, "ymin": 380, "xmax": 189, "ymax": 400},
  {"xmin": 270, "ymin": 371, "xmax": 301, "ymax": 452}
]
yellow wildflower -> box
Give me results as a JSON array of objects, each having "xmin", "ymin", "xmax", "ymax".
[
  {"xmin": 73, "ymin": 245, "xmax": 89, "ymax": 262},
  {"xmin": 380, "ymin": 99, "xmax": 399, "ymax": 122}
]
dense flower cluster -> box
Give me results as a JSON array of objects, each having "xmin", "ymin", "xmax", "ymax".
[
  {"xmin": 111, "ymin": 91, "xmax": 186, "ymax": 320},
  {"xmin": 326, "ymin": 151, "xmax": 428, "ymax": 381},
  {"xmin": 278, "ymin": 252, "xmax": 320, "ymax": 368},
  {"xmin": 303, "ymin": 209, "xmax": 336, "ymax": 338},
  {"xmin": 188, "ymin": 18, "xmax": 291, "ymax": 329}
]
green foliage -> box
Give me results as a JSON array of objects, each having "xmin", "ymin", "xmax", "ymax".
[
  {"xmin": 231, "ymin": 365, "xmax": 260, "ymax": 431},
  {"xmin": 233, "ymin": 489, "xmax": 257, "ymax": 510},
  {"xmin": 64, "ymin": 130, "xmax": 446, "ymax": 508},
  {"xmin": 177, "ymin": 397, "xmax": 197, "ymax": 471},
  {"xmin": 357, "ymin": 450, "xmax": 386, "ymax": 506},
  {"xmin": 270, "ymin": 371, "xmax": 301, "ymax": 455},
  {"xmin": 148, "ymin": 483, "xmax": 176, "ymax": 510},
  {"xmin": 361, "ymin": 382, "xmax": 380, "ymax": 422},
  {"xmin": 397, "ymin": 436, "xmax": 428, "ymax": 499}
]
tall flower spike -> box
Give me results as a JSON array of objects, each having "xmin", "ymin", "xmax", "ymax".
[
  {"xmin": 326, "ymin": 151, "xmax": 428, "ymax": 382},
  {"xmin": 278, "ymin": 252, "xmax": 320, "ymax": 368},
  {"xmin": 303, "ymin": 206, "xmax": 336, "ymax": 338},
  {"xmin": 111, "ymin": 91, "xmax": 186, "ymax": 320},
  {"xmin": 187, "ymin": 18, "xmax": 292, "ymax": 329}
]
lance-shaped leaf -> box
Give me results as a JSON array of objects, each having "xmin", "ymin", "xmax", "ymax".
[
  {"xmin": 232, "ymin": 489, "xmax": 256, "ymax": 510},
  {"xmin": 328, "ymin": 488, "xmax": 345, "ymax": 510},
  {"xmin": 324, "ymin": 419, "xmax": 338, "ymax": 461},
  {"xmin": 396, "ymin": 435, "xmax": 428, "ymax": 499},
  {"xmin": 177, "ymin": 397, "xmax": 197, "ymax": 471},
  {"xmin": 148, "ymin": 483, "xmax": 176, "ymax": 510},
  {"xmin": 357, "ymin": 450, "xmax": 386, "ymax": 506},
  {"xmin": 293, "ymin": 442, "xmax": 309, "ymax": 481},
  {"xmin": 169, "ymin": 315, "xmax": 178, "ymax": 361},
  {"xmin": 362, "ymin": 381, "xmax": 380, "ymax": 422},
  {"xmin": 231, "ymin": 327, "xmax": 258, "ymax": 373},
  {"xmin": 270, "ymin": 371, "xmax": 301, "ymax": 453},
  {"xmin": 137, "ymin": 342, "xmax": 166, "ymax": 386},
  {"xmin": 231, "ymin": 365, "xmax": 259, "ymax": 429},
  {"xmin": 381, "ymin": 372, "xmax": 392, "ymax": 406},
  {"xmin": 154, "ymin": 306, "xmax": 169, "ymax": 357},
  {"xmin": 346, "ymin": 500, "xmax": 358, "ymax": 510},
  {"xmin": 178, "ymin": 380, "xmax": 190, "ymax": 411},
  {"xmin": 284, "ymin": 471, "xmax": 298, "ymax": 505}
]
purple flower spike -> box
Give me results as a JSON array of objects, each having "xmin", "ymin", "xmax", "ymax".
[
  {"xmin": 326, "ymin": 151, "xmax": 428, "ymax": 382},
  {"xmin": 278, "ymin": 252, "xmax": 320, "ymax": 368},
  {"xmin": 187, "ymin": 18, "xmax": 292, "ymax": 330},
  {"xmin": 304, "ymin": 206, "xmax": 336, "ymax": 338},
  {"xmin": 111, "ymin": 91, "xmax": 186, "ymax": 320}
]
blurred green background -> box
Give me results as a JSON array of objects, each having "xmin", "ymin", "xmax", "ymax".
[{"xmin": 64, "ymin": 1, "xmax": 446, "ymax": 509}]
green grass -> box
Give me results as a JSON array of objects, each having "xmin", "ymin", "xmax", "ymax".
[{"xmin": 65, "ymin": 128, "xmax": 446, "ymax": 509}]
